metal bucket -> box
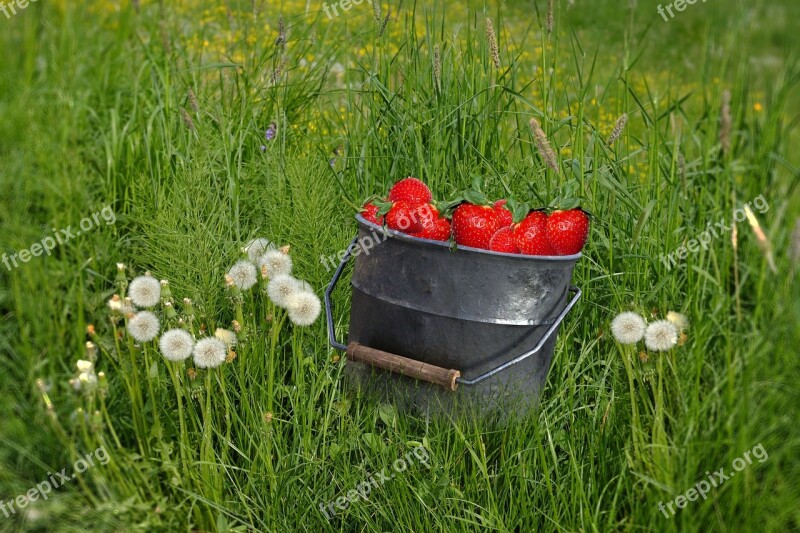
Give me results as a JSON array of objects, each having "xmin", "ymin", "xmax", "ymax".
[{"xmin": 324, "ymin": 214, "xmax": 582, "ymax": 417}]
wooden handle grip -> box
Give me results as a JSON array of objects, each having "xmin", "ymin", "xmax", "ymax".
[{"xmin": 346, "ymin": 342, "xmax": 461, "ymax": 391}]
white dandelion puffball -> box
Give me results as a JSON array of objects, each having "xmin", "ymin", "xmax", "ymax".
[
  {"xmin": 644, "ymin": 320, "xmax": 679, "ymax": 352},
  {"xmin": 214, "ymin": 328, "xmax": 237, "ymax": 348},
  {"xmin": 128, "ymin": 275, "xmax": 161, "ymax": 308},
  {"xmin": 286, "ymin": 291, "xmax": 322, "ymax": 327},
  {"xmin": 159, "ymin": 329, "xmax": 195, "ymax": 362},
  {"xmin": 127, "ymin": 311, "xmax": 161, "ymax": 343},
  {"xmin": 258, "ymin": 249, "xmax": 293, "ymax": 278},
  {"xmin": 245, "ymin": 238, "xmax": 275, "ymax": 263},
  {"xmin": 611, "ymin": 312, "xmax": 647, "ymax": 345},
  {"xmin": 268, "ymin": 275, "xmax": 300, "ymax": 308},
  {"xmin": 666, "ymin": 311, "xmax": 689, "ymax": 332},
  {"xmin": 227, "ymin": 260, "xmax": 258, "ymax": 290},
  {"xmin": 193, "ymin": 337, "xmax": 227, "ymax": 369}
]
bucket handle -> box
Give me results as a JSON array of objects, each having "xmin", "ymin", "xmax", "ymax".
[{"xmin": 324, "ymin": 235, "xmax": 582, "ymax": 391}]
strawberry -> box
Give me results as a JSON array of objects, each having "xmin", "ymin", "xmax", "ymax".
[
  {"xmin": 388, "ymin": 177, "xmax": 432, "ymax": 207},
  {"xmin": 547, "ymin": 209, "xmax": 589, "ymax": 255},
  {"xmin": 361, "ymin": 202, "xmax": 384, "ymax": 225},
  {"xmin": 412, "ymin": 216, "xmax": 451, "ymax": 241},
  {"xmin": 452, "ymin": 203, "xmax": 500, "ymax": 249},
  {"xmin": 385, "ymin": 200, "xmax": 422, "ymax": 233},
  {"xmin": 488, "ymin": 226, "xmax": 519, "ymax": 253},
  {"xmin": 513, "ymin": 211, "xmax": 555, "ymax": 255},
  {"xmin": 412, "ymin": 203, "xmax": 440, "ymax": 230},
  {"xmin": 493, "ymin": 199, "xmax": 513, "ymax": 227},
  {"xmin": 409, "ymin": 204, "xmax": 451, "ymax": 241}
]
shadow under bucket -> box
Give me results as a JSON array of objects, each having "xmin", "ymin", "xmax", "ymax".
[{"xmin": 325, "ymin": 214, "xmax": 582, "ymax": 418}]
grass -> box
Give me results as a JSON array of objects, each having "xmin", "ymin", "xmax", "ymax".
[{"xmin": 1, "ymin": 0, "xmax": 799, "ymax": 531}]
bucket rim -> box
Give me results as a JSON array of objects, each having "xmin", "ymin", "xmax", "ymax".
[{"xmin": 355, "ymin": 214, "xmax": 583, "ymax": 262}]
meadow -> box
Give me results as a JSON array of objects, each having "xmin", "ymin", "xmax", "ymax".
[{"xmin": 1, "ymin": 0, "xmax": 799, "ymax": 531}]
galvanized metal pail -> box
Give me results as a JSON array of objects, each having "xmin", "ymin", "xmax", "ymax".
[{"xmin": 325, "ymin": 214, "xmax": 581, "ymax": 417}]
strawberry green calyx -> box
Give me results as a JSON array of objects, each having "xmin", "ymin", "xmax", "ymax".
[
  {"xmin": 504, "ymin": 197, "xmax": 532, "ymax": 224},
  {"xmin": 372, "ymin": 198, "xmax": 394, "ymax": 218},
  {"xmin": 462, "ymin": 189, "xmax": 491, "ymax": 206}
]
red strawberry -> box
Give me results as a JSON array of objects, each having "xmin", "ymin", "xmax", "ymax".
[
  {"xmin": 547, "ymin": 209, "xmax": 589, "ymax": 255},
  {"xmin": 361, "ymin": 202, "xmax": 384, "ymax": 225},
  {"xmin": 452, "ymin": 203, "xmax": 500, "ymax": 249},
  {"xmin": 385, "ymin": 201, "xmax": 422, "ymax": 233},
  {"xmin": 489, "ymin": 227, "xmax": 519, "ymax": 253},
  {"xmin": 493, "ymin": 199, "xmax": 513, "ymax": 227},
  {"xmin": 388, "ymin": 177, "xmax": 432, "ymax": 207},
  {"xmin": 412, "ymin": 203, "xmax": 440, "ymax": 230},
  {"xmin": 409, "ymin": 204, "xmax": 451, "ymax": 241},
  {"xmin": 412, "ymin": 216, "xmax": 451, "ymax": 241},
  {"xmin": 513, "ymin": 211, "xmax": 555, "ymax": 255}
]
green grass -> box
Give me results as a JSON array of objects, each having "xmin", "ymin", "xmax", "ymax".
[{"xmin": 1, "ymin": 0, "xmax": 799, "ymax": 531}]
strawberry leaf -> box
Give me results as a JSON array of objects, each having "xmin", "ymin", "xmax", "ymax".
[
  {"xmin": 559, "ymin": 197, "xmax": 581, "ymax": 210},
  {"xmin": 470, "ymin": 174, "xmax": 485, "ymax": 193},
  {"xmin": 463, "ymin": 189, "xmax": 489, "ymax": 206},
  {"xmin": 512, "ymin": 202, "xmax": 530, "ymax": 224}
]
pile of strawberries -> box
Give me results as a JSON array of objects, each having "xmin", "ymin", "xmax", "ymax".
[{"xmin": 361, "ymin": 177, "xmax": 590, "ymax": 256}]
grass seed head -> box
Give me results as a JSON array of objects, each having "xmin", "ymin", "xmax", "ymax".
[{"xmin": 485, "ymin": 18, "xmax": 501, "ymax": 69}]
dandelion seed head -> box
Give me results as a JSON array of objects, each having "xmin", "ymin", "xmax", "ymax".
[
  {"xmin": 286, "ymin": 291, "xmax": 322, "ymax": 326},
  {"xmin": 610, "ymin": 312, "xmax": 647, "ymax": 344},
  {"xmin": 227, "ymin": 260, "xmax": 258, "ymax": 290},
  {"xmin": 193, "ymin": 337, "xmax": 227, "ymax": 369},
  {"xmin": 645, "ymin": 320, "xmax": 679, "ymax": 352},
  {"xmin": 267, "ymin": 275, "xmax": 300, "ymax": 308},
  {"xmin": 244, "ymin": 238, "xmax": 276, "ymax": 263},
  {"xmin": 128, "ymin": 275, "xmax": 161, "ymax": 308},
  {"xmin": 127, "ymin": 311, "xmax": 161, "ymax": 343},
  {"xmin": 258, "ymin": 249, "xmax": 293, "ymax": 278},
  {"xmin": 159, "ymin": 329, "xmax": 195, "ymax": 362}
]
